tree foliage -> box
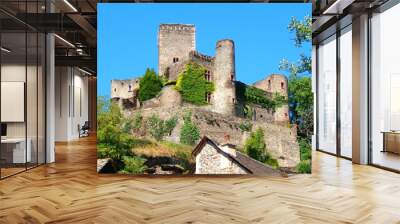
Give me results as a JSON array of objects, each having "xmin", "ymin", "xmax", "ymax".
[
  {"xmin": 147, "ymin": 114, "xmax": 178, "ymax": 141},
  {"xmin": 97, "ymin": 97, "xmax": 135, "ymax": 162},
  {"xmin": 175, "ymin": 63, "xmax": 214, "ymax": 105},
  {"xmin": 244, "ymin": 128, "xmax": 279, "ymax": 169},
  {"xmin": 279, "ymin": 15, "xmax": 313, "ymax": 141},
  {"xmin": 180, "ymin": 111, "xmax": 200, "ymax": 145},
  {"xmin": 138, "ymin": 68, "xmax": 163, "ymax": 102}
]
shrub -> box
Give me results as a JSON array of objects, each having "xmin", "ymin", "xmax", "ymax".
[
  {"xmin": 147, "ymin": 114, "xmax": 178, "ymax": 141},
  {"xmin": 138, "ymin": 68, "xmax": 163, "ymax": 102},
  {"xmin": 296, "ymin": 160, "xmax": 311, "ymax": 173},
  {"xmin": 239, "ymin": 122, "xmax": 252, "ymax": 132},
  {"xmin": 164, "ymin": 116, "xmax": 178, "ymax": 135},
  {"xmin": 180, "ymin": 111, "xmax": 200, "ymax": 145},
  {"xmin": 133, "ymin": 113, "xmax": 143, "ymax": 130},
  {"xmin": 175, "ymin": 63, "xmax": 214, "ymax": 105},
  {"xmin": 121, "ymin": 156, "xmax": 148, "ymax": 174},
  {"xmin": 244, "ymin": 128, "xmax": 266, "ymax": 162},
  {"xmin": 97, "ymin": 97, "xmax": 135, "ymax": 163},
  {"xmin": 147, "ymin": 114, "xmax": 165, "ymax": 141},
  {"xmin": 244, "ymin": 128, "xmax": 279, "ymax": 169},
  {"xmin": 298, "ymin": 137, "xmax": 312, "ymax": 161}
]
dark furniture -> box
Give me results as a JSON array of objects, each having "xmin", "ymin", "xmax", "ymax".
[
  {"xmin": 382, "ymin": 131, "xmax": 400, "ymax": 155},
  {"xmin": 78, "ymin": 121, "xmax": 90, "ymax": 138}
]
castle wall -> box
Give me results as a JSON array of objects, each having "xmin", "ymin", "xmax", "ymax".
[
  {"xmin": 212, "ymin": 40, "xmax": 236, "ymax": 116},
  {"xmin": 110, "ymin": 78, "xmax": 139, "ymax": 99},
  {"xmin": 253, "ymin": 74, "xmax": 289, "ymax": 122},
  {"xmin": 132, "ymin": 106, "xmax": 300, "ymax": 168},
  {"xmin": 158, "ymin": 24, "xmax": 195, "ymax": 78}
]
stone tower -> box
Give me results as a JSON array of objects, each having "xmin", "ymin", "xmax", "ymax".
[
  {"xmin": 212, "ymin": 39, "xmax": 236, "ymax": 116},
  {"xmin": 253, "ymin": 74, "xmax": 289, "ymax": 122},
  {"xmin": 158, "ymin": 24, "xmax": 196, "ymax": 78}
]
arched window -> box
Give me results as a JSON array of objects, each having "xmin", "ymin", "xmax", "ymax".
[
  {"xmin": 268, "ymin": 80, "xmax": 271, "ymax": 89},
  {"xmin": 114, "ymin": 88, "xmax": 116, "ymax": 92},
  {"xmin": 128, "ymin": 84, "xmax": 132, "ymax": 92},
  {"xmin": 281, "ymin": 82, "xmax": 284, "ymax": 89},
  {"xmin": 173, "ymin": 57, "xmax": 179, "ymax": 63}
]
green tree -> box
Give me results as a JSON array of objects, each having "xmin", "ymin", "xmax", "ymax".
[
  {"xmin": 175, "ymin": 63, "xmax": 214, "ymax": 105},
  {"xmin": 138, "ymin": 68, "xmax": 163, "ymax": 102},
  {"xmin": 244, "ymin": 128, "xmax": 279, "ymax": 169},
  {"xmin": 180, "ymin": 111, "xmax": 200, "ymax": 145},
  {"xmin": 97, "ymin": 97, "xmax": 135, "ymax": 163},
  {"xmin": 279, "ymin": 15, "xmax": 313, "ymax": 141}
]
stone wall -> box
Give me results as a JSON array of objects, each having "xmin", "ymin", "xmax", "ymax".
[
  {"xmin": 158, "ymin": 24, "xmax": 195, "ymax": 77},
  {"xmin": 253, "ymin": 74, "xmax": 289, "ymax": 122},
  {"xmin": 195, "ymin": 143, "xmax": 248, "ymax": 174},
  {"xmin": 131, "ymin": 106, "xmax": 300, "ymax": 168},
  {"xmin": 110, "ymin": 78, "xmax": 139, "ymax": 99}
]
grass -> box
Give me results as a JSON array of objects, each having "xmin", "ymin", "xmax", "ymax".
[{"xmin": 132, "ymin": 140, "xmax": 193, "ymax": 160}]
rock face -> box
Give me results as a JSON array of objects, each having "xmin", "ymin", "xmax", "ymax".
[{"xmin": 159, "ymin": 85, "xmax": 182, "ymax": 108}]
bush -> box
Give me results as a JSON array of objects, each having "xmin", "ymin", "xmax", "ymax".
[
  {"xmin": 138, "ymin": 68, "xmax": 163, "ymax": 102},
  {"xmin": 244, "ymin": 128, "xmax": 279, "ymax": 169},
  {"xmin": 133, "ymin": 113, "xmax": 143, "ymax": 130},
  {"xmin": 147, "ymin": 114, "xmax": 178, "ymax": 141},
  {"xmin": 97, "ymin": 97, "xmax": 135, "ymax": 161},
  {"xmin": 165, "ymin": 116, "xmax": 178, "ymax": 135},
  {"xmin": 121, "ymin": 156, "xmax": 148, "ymax": 174},
  {"xmin": 298, "ymin": 137, "xmax": 312, "ymax": 161},
  {"xmin": 244, "ymin": 128, "xmax": 266, "ymax": 161},
  {"xmin": 175, "ymin": 63, "xmax": 214, "ymax": 105},
  {"xmin": 296, "ymin": 160, "xmax": 311, "ymax": 173},
  {"xmin": 239, "ymin": 122, "xmax": 252, "ymax": 132},
  {"xmin": 180, "ymin": 111, "xmax": 200, "ymax": 145}
]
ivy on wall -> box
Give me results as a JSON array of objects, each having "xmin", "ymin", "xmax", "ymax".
[
  {"xmin": 235, "ymin": 81, "xmax": 287, "ymax": 112},
  {"xmin": 175, "ymin": 63, "xmax": 214, "ymax": 105}
]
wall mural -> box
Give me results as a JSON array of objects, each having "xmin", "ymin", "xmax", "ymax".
[{"xmin": 97, "ymin": 3, "xmax": 312, "ymax": 175}]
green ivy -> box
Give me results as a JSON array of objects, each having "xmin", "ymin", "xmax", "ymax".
[
  {"xmin": 235, "ymin": 81, "xmax": 287, "ymax": 112},
  {"xmin": 175, "ymin": 63, "xmax": 214, "ymax": 105}
]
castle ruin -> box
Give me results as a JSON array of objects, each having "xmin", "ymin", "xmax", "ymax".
[
  {"xmin": 111, "ymin": 24, "xmax": 289, "ymax": 123},
  {"xmin": 110, "ymin": 24, "xmax": 298, "ymax": 168}
]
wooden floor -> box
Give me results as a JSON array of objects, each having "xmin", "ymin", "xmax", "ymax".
[{"xmin": 1, "ymin": 136, "xmax": 400, "ymax": 223}]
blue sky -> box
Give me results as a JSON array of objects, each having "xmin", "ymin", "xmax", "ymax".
[{"xmin": 98, "ymin": 3, "xmax": 311, "ymax": 97}]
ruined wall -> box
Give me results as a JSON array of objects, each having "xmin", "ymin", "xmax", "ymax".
[
  {"xmin": 158, "ymin": 24, "xmax": 195, "ymax": 77},
  {"xmin": 133, "ymin": 106, "xmax": 300, "ymax": 168},
  {"xmin": 212, "ymin": 40, "xmax": 236, "ymax": 116},
  {"xmin": 195, "ymin": 144, "xmax": 248, "ymax": 174},
  {"xmin": 110, "ymin": 78, "xmax": 140, "ymax": 99},
  {"xmin": 253, "ymin": 74, "xmax": 289, "ymax": 122}
]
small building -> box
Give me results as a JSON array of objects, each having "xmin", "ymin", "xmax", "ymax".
[{"xmin": 192, "ymin": 136, "xmax": 282, "ymax": 175}]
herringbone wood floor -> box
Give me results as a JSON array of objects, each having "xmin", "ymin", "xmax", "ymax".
[{"xmin": 1, "ymin": 135, "xmax": 400, "ymax": 224}]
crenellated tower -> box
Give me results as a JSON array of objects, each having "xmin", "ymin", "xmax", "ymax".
[{"xmin": 158, "ymin": 24, "xmax": 196, "ymax": 78}]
